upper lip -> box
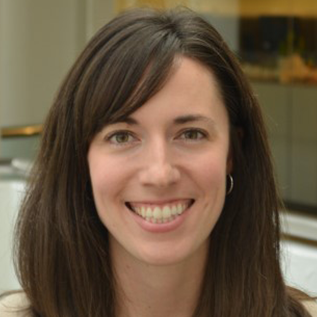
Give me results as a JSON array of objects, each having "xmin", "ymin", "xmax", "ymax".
[{"xmin": 126, "ymin": 199, "xmax": 195, "ymax": 207}]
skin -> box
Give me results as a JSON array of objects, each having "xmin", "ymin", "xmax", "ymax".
[{"xmin": 88, "ymin": 56, "xmax": 232, "ymax": 317}]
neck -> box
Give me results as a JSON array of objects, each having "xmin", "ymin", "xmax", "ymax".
[{"xmin": 110, "ymin": 239, "xmax": 208, "ymax": 317}]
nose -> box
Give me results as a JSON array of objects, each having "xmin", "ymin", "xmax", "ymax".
[{"xmin": 138, "ymin": 140, "xmax": 181, "ymax": 187}]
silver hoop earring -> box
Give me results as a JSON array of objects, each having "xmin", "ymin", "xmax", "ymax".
[{"xmin": 226, "ymin": 174, "xmax": 234, "ymax": 195}]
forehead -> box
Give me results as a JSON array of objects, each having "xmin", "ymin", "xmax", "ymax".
[
  {"xmin": 123, "ymin": 57, "xmax": 228, "ymax": 127},
  {"xmin": 168, "ymin": 56, "xmax": 223, "ymax": 100}
]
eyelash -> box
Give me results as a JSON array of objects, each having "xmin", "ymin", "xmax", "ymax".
[
  {"xmin": 105, "ymin": 128, "xmax": 208, "ymax": 147},
  {"xmin": 178, "ymin": 128, "xmax": 207, "ymax": 141},
  {"xmin": 105, "ymin": 130, "xmax": 138, "ymax": 146}
]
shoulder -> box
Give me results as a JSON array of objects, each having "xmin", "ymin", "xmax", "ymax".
[
  {"xmin": 303, "ymin": 300, "xmax": 317, "ymax": 317},
  {"xmin": 0, "ymin": 292, "xmax": 31, "ymax": 317}
]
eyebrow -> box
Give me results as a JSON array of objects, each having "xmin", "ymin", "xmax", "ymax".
[
  {"xmin": 115, "ymin": 114, "xmax": 215, "ymax": 126},
  {"xmin": 116, "ymin": 117, "xmax": 139, "ymax": 125},
  {"xmin": 173, "ymin": 114, "xmax": 216, "ymax": 126}
]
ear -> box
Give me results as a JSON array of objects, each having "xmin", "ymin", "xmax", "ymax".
[
  {"xmin": 226, "ymin": 127, "xmax": 244, "ymax": 174},
  {"xmin": 226, "ymin": 152, "xmax": 233, "ymax": 174}
]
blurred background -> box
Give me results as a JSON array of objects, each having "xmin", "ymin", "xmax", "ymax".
[{"xmin": 0, "ymin": 0, "xmax": 316, "ymax": 295}]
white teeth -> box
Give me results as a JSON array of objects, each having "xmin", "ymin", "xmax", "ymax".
[
  {"xmin": 146, "ymin": 207, "xmax": 152, "ymax": 218},
  {"xmin": 162, "ymin": 206, "xmax": 171, "ymax": 219},
  {"xmin": 153, "ymin": 207, "xmax": 162, "ymax": 220},
  {"xmin": 129, "ymin": 201, "xmax": 193, "ymax": 224}
]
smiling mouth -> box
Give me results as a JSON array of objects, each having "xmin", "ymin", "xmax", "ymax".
[{"xmin": 126, "ymin": 200, "xmax": 195, "ymax": 224}]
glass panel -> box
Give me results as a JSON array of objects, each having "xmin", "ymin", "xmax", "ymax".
[{"xmin": 240, "ymin": 0, "xmax": 317, "ymax": 86}]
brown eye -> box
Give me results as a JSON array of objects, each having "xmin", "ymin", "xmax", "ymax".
[
  {"xmin": 107, "ymin": 131, "xmax": 135, "ymax": 145},
  {"xmin": 180, "ymin": 129, "xmax": 206, "ymax": 141},
  {"xmin": 184, "ymin": 130, "xmax": 199, "ymax": 139},
  {"xmin": 114, "ymin": 132, "xmax": 130, "ymax": 143}
]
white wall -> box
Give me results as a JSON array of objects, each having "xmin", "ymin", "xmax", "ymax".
[
  {"xmin": 0, "ymin": 0, "xmax": 115, "ymax": 158},
  {"xmin": 0, "ymin": 0, "xmax": 86, "ymax": 128},
  {"xmin": 0, "ymin": 180, "xmax": 25, "ymax": 292},
  {"xmin": 85, "ymin": 0, "xmax": 115, "ymax": 39}
]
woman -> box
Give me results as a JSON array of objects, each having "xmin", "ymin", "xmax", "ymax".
[{"xmin": 1, "ymin": 7, "xmax": 316, "ymax": 317}]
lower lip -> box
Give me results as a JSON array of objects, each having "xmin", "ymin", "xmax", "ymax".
[{"xmin": 128, "ymin": 205, "xmax": 192, "ymax": 233}]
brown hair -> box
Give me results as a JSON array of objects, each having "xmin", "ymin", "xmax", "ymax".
[{"xmin": 13, "ymin": 7, "xmax": 313, "ymax": 317}]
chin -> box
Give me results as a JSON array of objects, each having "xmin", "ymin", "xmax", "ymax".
[{"xmin": 135, "ymin": 240, "xmax": 209, "ymax": 267}]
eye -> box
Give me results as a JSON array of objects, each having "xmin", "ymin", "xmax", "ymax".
[
  {"xmin": 106, "ymin": 131, "xmax": 137, "ymax": 146},
  {"xmin": 178, "ymin": 129, "xmax": 207, "ymax": 141}
]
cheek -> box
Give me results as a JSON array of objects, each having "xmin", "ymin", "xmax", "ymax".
[
  {"xmin": 190, "ymin": 151, "xmax": 229, "ymax": 185},
  {"xmin": 188, "ymin": 152, "xmax": 229, "ymax": 218},
  {"xmin": 88, "ymin": 151, "xmax": 136, "ymax": 212},
  {"xmin": 88, "ymin": 158, "xmax": 125, "ymax": 229},
  {"xmin": 90, "ymin": 161, "xmax": 122, "ymax": 201}
]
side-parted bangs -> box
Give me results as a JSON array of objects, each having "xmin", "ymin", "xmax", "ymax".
[
  {"xmin": 76, "ymin": 10, "xmax": 182, "ymax": 143},
  {"xmin": 68, "ymin": 8, "xmax": 242, "ymax": 149}
]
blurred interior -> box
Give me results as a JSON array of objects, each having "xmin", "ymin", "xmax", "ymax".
[{"xmin": 0, "ymin": 0, "xmax": 316, "ymax": 295}]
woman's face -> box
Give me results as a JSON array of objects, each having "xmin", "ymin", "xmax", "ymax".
[{"xmin": 88, "ymin": 57, "xmax": 232, "ymax": 266}]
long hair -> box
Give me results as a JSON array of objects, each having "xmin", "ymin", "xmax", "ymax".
[{"xmin": 14, "ymin": 7, "xmax": 313, "ymax": 317}]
